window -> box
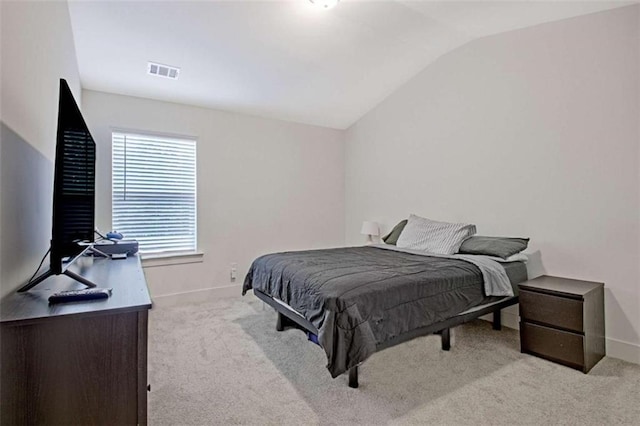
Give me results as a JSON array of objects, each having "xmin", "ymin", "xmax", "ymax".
[{"xmin": 112, "ymin": 131, "xmax": 197, "ymax": 255}]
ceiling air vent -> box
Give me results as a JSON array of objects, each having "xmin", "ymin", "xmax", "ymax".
[{"xmin": 148, "ymin": 62, "xmax": 180, "ymax": 80}]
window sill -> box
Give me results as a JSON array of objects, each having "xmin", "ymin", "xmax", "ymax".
[{"xmin": 141, "ymin": 251, "xmax": 204, "ymax": 268}]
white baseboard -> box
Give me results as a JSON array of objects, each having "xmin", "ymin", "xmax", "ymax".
[
  {"xmin": 481, "ymin": 312, "xmax": 640, "ymax": 365},
  {"xmin": 606, "ymin": 337, "xmax": 640, "ymax": 364},
  {"xmin": 479, "ymin": 311, "xmax": 519, "ymax": 330},
  {"xmin": 151, "ymin": 284, "xmax": 241, "ymax": 308}
]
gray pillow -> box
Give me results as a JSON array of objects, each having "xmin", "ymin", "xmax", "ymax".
[
  {"xmin": 458, "ymin": 236, "xmax": 529, "ymax": 259},
  {"xmin": 382, "ymin": 220, "xmax": 407, "ymax": 245}
]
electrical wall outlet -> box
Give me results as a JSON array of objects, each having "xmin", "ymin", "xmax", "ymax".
[{"xmin": 230, "ymin": 263, "xmax": 238, "ymax": 281}]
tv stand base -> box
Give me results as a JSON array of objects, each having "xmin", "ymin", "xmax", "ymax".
[
  {"xmin": 17, "ymin": 268, "xmax": 98, "ymax": 293},
  {"xmin": 17, "ymin": 246, "xmax": 100, "ymax": 293}
]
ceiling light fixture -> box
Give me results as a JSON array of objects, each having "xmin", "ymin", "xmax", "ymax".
[{"xmin": 309, "ymin": 0, "xmax": 339, "ymax": 10}]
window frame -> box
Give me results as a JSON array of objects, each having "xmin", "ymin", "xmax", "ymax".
[{"xmin": 110, "ymin": 128, "xmax": 199, "ymax": 259}]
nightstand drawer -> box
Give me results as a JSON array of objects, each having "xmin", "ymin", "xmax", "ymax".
[
  {"xmin": 519, "ymin": 290, "xmax": 583, "ymax": 333},
  {"xmin": 521, "ymin": 322, "xmax": 584, "ymax": 369}
]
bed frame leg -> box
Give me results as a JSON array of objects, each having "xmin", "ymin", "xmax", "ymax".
[
  {"xmin": 276, "ymin": 312, "xmax": 285, "ymax": 331},
  {"xmin": 493, "ymin": 310, "xmax": 502, "ymax": 330},
  {"xmin": 441, "ymin": 328, "xmax": 451, "ymax": 351},
  {"xmin": 348, "ymin": 366, "xmax": 359, "ymax": 388}
]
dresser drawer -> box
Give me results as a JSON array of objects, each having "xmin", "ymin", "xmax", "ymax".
[
  {"xmin": 519, "ymin": 290, "xmax": 584, "ymax": 332},
  {"xmin": 521, "ymin": 322, "xmax": 584, "ymax": 369}
]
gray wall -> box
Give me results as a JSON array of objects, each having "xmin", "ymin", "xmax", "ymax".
[{"xmin": 0, "ymin": 1, "xmax": 82, "ymax": 298}]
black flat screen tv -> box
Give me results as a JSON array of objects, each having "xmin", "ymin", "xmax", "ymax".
[{"xmin": 18, "ymin": 79, "xmax": 97, "ymax": 292}]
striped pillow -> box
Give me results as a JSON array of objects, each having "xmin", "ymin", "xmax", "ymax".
[{"xmin": 396, "ymin": 214, "xmax": 476, "ymax": 255}]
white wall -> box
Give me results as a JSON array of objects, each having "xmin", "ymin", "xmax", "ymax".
[
  {"xmin": 81, "ymin": 90, "xmax": 345, "ymax": 298},
  {"xmin": 2, "ymin": 0, "xmax": 637, "ymax": 366},
  {"xmin": 345, "ymin": 6, "xmax": 640, "ymax": 363},
  {"xmin": 0, "ymin": 1, "xmax": 82, "ymax": 298}
]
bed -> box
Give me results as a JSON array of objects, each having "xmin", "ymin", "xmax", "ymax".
[{"xmin": 242, "ymin": 244, "xmax": 528, "ymax": 388}]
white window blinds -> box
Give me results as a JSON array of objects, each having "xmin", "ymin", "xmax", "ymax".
[{"xmin": 112, "ymin": 132, "xmax": 197, "ymax": 255}]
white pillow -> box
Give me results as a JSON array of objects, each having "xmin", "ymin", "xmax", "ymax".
[{"xmin": 396, "ymin": 214, "xmax": 476, "ymax": 255}]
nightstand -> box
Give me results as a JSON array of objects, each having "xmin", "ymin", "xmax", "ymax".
[{"xmin": 519, "ymin": 275, "xmax": 605, "ymax": 373}]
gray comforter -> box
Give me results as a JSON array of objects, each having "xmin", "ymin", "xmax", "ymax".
[{"xmin": 242, "ymin": 245, "xmax": 515, "ymax": 378}]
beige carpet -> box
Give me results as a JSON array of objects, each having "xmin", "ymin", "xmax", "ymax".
[{"xmin": 148, "ymin": 297, "xmax": 640, "ymax": 425}]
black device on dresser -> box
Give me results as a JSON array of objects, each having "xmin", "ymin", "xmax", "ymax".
[{"xmin": 519, "ymin": 275, "xmax": 605, "ymax": 373}]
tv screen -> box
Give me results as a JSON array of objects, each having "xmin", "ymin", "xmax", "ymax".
[
  {"xmin": 50, "ymin": 79, "xmax": 96, "ymax": 274},
  {"xmin": 18, "ymin": 79, "xmax": 96, "ymax": 292},
  {"xmin": 17, "ymin": 79, "xmax": 97, "ymax": 292}
]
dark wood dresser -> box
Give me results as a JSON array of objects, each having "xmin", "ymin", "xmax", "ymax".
[
  {"xmin": 0, "ymin": 255, "xmax": 152, "ymax": 425},
  {"xmin": 519, "ymin": 275, "xmax": 605, "ymax": 373}
]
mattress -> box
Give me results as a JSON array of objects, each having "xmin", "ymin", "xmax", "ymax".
[
  {"xmin": 501, "ymin": 261, "xmax": 528, "ymax": 295},
  {"xmin": 243, "ymin": 246, "xmax": 527, "ymax": 377},
  {"xmin": 270, "ymin": 259, "xmax": 526, "ymax": 318}
]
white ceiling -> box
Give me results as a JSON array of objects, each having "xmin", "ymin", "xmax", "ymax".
[{"xmin": 68, "ymin": 1, "xmax": 634, "ymax": 129}]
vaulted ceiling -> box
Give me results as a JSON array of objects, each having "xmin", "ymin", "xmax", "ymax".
[{"xmin": 68, "ymin": 1, "xmax": 634, "ymax": 129}]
